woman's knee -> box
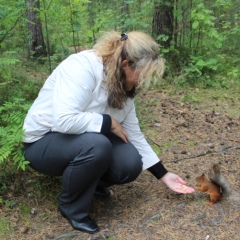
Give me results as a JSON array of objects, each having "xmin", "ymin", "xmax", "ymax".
[
  {"xmin": 107, "ymin": 151, "xmax": 143, "ymax": 185},
  {"xmin": 122, "ymin": 153, "xmax": 143, "ymax": 181},
  {"xmin": 73, "ymin": 133, "xmax": 113, "ymax": 168}
]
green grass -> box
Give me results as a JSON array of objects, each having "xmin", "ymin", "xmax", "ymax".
[
  {"xmin": 187, "ymin": 141, "xmax": 197, "ymax": 146},
  {"xmin": 151, "ymin": 144, "xmax": 161, "ymax": 155},
  {"xmin": 0, "ymin": 217, "xmax": 13, "ymax": 239},
  {"xmin": 19, "ymin": 203, "xmax": 32, "ymax": 216},
  {"xmin": 149, "ymin": 140, "xmax": 179, "ymax": 156},
  {"xmin": 227, "ymin": 109, "xmax": 239, "ymax": 117},
  {"xmin": 155, "ymin": 84, "xmax": 240, "ymax": 117}
]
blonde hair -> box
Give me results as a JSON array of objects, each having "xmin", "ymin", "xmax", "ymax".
[{"xmin": 93, "ymin": 31, "xmax": 165, "ymax": 109}]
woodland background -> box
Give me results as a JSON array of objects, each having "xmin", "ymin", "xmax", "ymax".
[
  {"xmin": 1, "ymin": 0, "xmax": 240, "ymax": 169},
  {"xmin": 0, "ymin": 0, "xmax": 239, "ymax": 239}
]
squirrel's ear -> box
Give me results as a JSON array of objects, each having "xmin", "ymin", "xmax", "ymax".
[{"xmin": 201, "ymin": 174, "xmax": 205, "ymax": 177}]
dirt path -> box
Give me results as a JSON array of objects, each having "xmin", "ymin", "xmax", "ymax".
[{"xmin": 1, "ymin": 88, "xmax": 239, "ymax": 240}]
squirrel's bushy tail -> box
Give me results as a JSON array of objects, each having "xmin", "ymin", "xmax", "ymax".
[{"xmin": 208, "ymin": 164, "xmax": 232, "ymax": 198}]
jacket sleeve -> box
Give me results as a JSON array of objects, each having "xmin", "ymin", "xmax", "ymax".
[
  {"xmin": 148, "ymin": 161, "xmax": 168, "ymax": 179},
  {"xmin": 121, "ymin": 103, "xmax": 162, "ymax": 170},
  {"xmin": 51, "ymin": 53, "xmax": 103, "ymax": 134}
]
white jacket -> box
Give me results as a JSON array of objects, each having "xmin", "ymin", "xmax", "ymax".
[{"xmin": 23, "ymin": 50, "xmax": 160, "ymax": 170}]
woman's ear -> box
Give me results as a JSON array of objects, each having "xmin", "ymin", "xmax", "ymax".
[{"xmin": 121, "ymin": 59, "xmax": 129, "ymax": 68}]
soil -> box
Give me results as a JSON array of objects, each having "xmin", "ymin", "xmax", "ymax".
[{"xmin": 0, "ymin": 88, "xmax": 239, "ymax": 240}]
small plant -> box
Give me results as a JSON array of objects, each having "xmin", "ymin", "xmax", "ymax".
[
  {"xmin": 180, "ymin": 93, "xmax": 200, "ymax": 103},
  {"xmin": 0, "ymin": 98, "xmax": 31, "ymax": 170}
]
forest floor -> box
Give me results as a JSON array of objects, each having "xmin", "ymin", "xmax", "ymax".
[{"xmin": 0, "ymin": 86, "xmax": 239, "ymax": 240}]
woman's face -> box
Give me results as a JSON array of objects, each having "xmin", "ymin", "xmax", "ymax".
[{"xmin": 122, "ymin": 60, "xmax": 139, "ymax": 91}]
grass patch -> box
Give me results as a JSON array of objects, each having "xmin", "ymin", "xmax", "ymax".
[
  {"xmin": 227, "ymin": 109, "xmax": 240, "ymax": 117},
  {"xmin": 154, "ymin": 84, "xmax": 240, "ymax": 117},
  {"xmin": 151, "ymin": 144, "xmax": 161, "ymax": 155},
  {"xmin": 149, "ymin": 140, "xmax": 179, "ymax": 156},
  {"xmin": 187, "ymin": 141, "xmax": 197, "ymax": 146},
  {"xmin": 19, "ymin": 203, "xmax": 32, "ymax": 217},
  {"xmin": 0, "ymin": 217, "xmax": 13, "ymax": 239}
]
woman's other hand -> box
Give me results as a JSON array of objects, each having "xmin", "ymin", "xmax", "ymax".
[{"xmin": 111, "ymin": 117, "xmax": 129, "ymax": 143}]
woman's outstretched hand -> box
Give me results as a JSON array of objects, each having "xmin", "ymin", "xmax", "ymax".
[{"xmin": 161, "ymin": 172, "xmax": 195, "ymax": 194}]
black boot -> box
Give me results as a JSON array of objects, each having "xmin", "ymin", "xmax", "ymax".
[{"xmin": 59, "ymin": 207, "xmax": 99, "ymax": 234}]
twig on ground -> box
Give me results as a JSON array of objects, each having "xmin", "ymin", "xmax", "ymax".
[
  {"xmin": 162, "ymin": 145, "xmax": 240, "ymax": 162},
  {"xmin": 55, "ymin": 232, "xmax": 82, "ymax": 239}
]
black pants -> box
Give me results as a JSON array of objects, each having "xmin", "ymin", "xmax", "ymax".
[{"xmin": 24, "ymin": 132, "xmax": 143, "ymax": 221}]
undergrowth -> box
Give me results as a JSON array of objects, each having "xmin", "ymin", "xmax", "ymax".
[{"xmin": 0, "ymin": 98, "xmax": 31, "ymax": 170}]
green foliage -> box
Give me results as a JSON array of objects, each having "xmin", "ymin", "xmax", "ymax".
[
  {"xmin": 155, "ymin": 0, "xmax": 240, "ymax": 88},
  {"xmin": 0, "ymin": 50, "xmax": 45, "ymax": 105},
  {"xmin": 190, "ymin": 3, "xmax": 225, "ymax": 49},
  {"xmin": 178, "ymin": 3, "xmax": 225, "ymax": 84},
  {"xmin": 0, "ymin": 51, "xmax": 20, "ymax": 104},
  {"xmin": 0, "ymin": 98, "xmax": 31, "ymax": 170},
  {"xmin": 0, "ymin": 51, "xmax": 20, "ymax": 77},
  {"xmin": 0, "ymin": 0, "xmax": 25, "ymax": 42}
]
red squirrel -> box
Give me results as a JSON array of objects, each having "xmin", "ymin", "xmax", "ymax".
[{"xmin": 195, "ymin": 164, "xmax": 232, "ymax": 206}]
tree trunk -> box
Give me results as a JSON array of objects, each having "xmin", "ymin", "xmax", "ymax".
[
  {"xmin": 152, "ymin": 1, "xmax": 174, "ymax": 48},
  {"xmin": 26, "ymin": 0, "xmax": 47, "ymax": 58},
  {"xmin": 121, "ymin": 0, "xmax": 130, "ymax": 31}
]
